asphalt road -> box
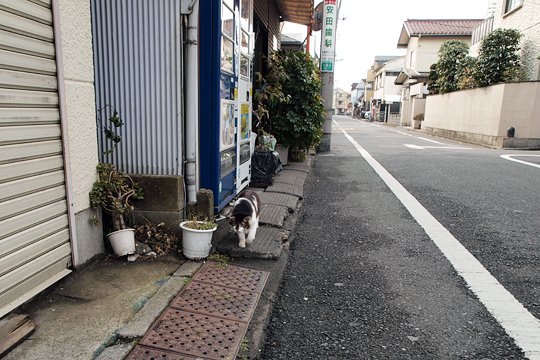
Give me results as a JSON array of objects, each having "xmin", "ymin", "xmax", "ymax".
[{"xmin": 261, "ymin": 116, "xmax": 540, "ymax": 359}]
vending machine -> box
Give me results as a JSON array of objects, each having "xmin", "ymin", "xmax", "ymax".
[{"xmin": 200, "ymin": 0, "xmax": 253, "ymax": 211}]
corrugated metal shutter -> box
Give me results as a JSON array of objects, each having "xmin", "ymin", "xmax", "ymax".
[
  {"xmin": 91, "ymin": 0, "xmax": 183, "ymax": 176},
  {"xmin": 0, "ymin": 0, "xmax": 72, "ymax": 318}
]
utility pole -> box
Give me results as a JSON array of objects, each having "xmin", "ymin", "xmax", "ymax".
[{"xmin": 318, "ymin": 0, "xmax": 339, "ymax": 152}]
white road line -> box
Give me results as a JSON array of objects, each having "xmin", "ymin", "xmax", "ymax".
[
  {"xmin": 404, "ymin": 144, "xmax": 473, "ymax": 150},
  {"xmin": 395, "ymin": 131, "xmax": 413, "ymax": 137},
  {"xmin": 334, "ymin": 120, "xmax": 540, "ymax": 359},
  {"xmin": 404, "ymin": 144, "xmax": 425, "ymax": 150},
  {"xmin": 417, "ymin": 136, "xmax": 444, "ymax": 144},
  {"xmin": 501, "ymin": 154, "xmax": 540, "ymax": 169}
]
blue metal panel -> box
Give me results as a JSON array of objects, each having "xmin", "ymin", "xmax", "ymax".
[
  {"xmin": 199, "ymin": 0, "xmax": 226, "ymax": 208},
  {"xmin": 91, "ymin": 0, "xmax": 182, "ymax": 176}
]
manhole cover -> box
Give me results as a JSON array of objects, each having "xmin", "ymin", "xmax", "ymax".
[
  {"xmin": 140, "ymin": 309, "xmax": 247, "ymax": 360},
  {"xmin": 170, "ymin": 281, "xmax": 260, "ymax": 322},
  {"xmin": 193, "ymin": 262, "xmax": 269, "ymax": 293}
]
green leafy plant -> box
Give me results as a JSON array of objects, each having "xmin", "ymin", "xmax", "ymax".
[
  {"xmin": 252, "ymin": 72, "xmax": 287, "ymax": 135},
  {"xmin": 457, "ymin": 56, "xmax": 478, "ymax": 90},
  {"xmin": 97, "ymin": 105, "xmax": 124, "ymax": 156},
  {"xmin": 182, "ymin": 221, "xmax": 217, "ymax": 230},
  {"xmin": 428, "ymin": 63, "xmax": 440, "ymax": 94},
  {"xmin": 435, "ymin": 40, "xmax": 470, "ymax": 94},
  {"xmin": 413, "ymin": 113, "xmax": 424, "ymax": 121},
  {"xmin": 208, "ymin": 254, "xmax": 231, "ymax": 267},
  {"xmin": 475, "ymin": 28, "xmax": 524, "ymax": 86},
  {"xmin": 265, "ymin": 50, "xmax": 324, "ymax": 150},
  {"xmin": 89, "ymin": 163, "xmax": 143, "ymax": 231},
  {"xmin": 183, "ymin": 213, "xmax": 217, "ymax": 231}
]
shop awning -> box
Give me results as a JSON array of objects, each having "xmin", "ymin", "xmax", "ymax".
[{"xmin": 277, "ymin": 0, "xmax": 313, "ymax": 26}]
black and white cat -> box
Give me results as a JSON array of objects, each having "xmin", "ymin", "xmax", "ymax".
[{"xmin": 229, "ymin": 190, "xmax": 261, "ymax": 248}]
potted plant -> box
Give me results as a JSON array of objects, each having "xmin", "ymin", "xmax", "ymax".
[
  {"xmin": 89, "ymin": 163, "xmax": 144, "ymax": 256},
  {"xmin": 179, "ymin": 218, "xmax": 217, "ymax": 260}
]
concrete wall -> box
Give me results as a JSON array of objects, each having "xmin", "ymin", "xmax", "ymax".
[
  {"xmin": 424, "ymin": 82, "xmax": 540, "ymax": 148},
  {"xmin": 411, "ymin": 98, "xmax": 426, "ymax": 129},
  {"xmin": 57, "ymin": 0, "xmax": 103, "ymax": 264},
  {"xmin": 494, "ymin": 0, "xmax": 540, "ymax": 80}
]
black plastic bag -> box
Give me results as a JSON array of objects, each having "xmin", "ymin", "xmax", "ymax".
[{"xmin": 251, "ymin": 150, "xmax": 282, "ymax": 187}]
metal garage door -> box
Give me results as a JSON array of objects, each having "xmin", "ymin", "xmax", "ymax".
[{"xmin": 0, "ymin": 0, "xmax": 72, "ymax": 318}]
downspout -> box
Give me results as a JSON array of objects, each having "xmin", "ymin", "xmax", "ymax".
[{"xmin": 184, "ymin": 0, "xmax": 199, "ymax": 204}]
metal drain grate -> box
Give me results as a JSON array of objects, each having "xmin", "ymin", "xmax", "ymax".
[
  {"xmin": 126, "ymin": 345, "xmax": 201, "ymax": 359},
  {"xmin": 140, "ymin": 308, "xmax": 247, "ymax": 360},
  {"xmin": 192, "ymin": 262, "xmax": 269, "ymax": 293},
  {"xmin": 170, "ymin": 281, "xmax": 260, "ymax": 322}
]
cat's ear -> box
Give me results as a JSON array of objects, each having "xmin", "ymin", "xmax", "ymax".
[{"xmin": 244, "ymin": 216, "xmax": 251, "ymax": 223}]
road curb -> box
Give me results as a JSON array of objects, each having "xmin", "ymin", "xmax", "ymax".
[{"xmin": 95, "ymin": 262, "xmax": 202, "ymax": 359}]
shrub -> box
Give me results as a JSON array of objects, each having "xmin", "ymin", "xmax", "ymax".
[
  {"xmin": 457, "ymin": 56, "xmax": 478, "ymax": 90},
  {"xmin": 475, "ymin": 28, "xmax": 524, "ymax": 86},
  {"xmin": 435, "ymin": 40, "xmax": 470, "ymax": 93},
  {"xmin": 428, "ymin": 63, "xmax": 440, "ymax": 94},
  {"xmin": 413, "ymin": 113, "xmax": 424, "ymax": 121},
  {"xmin": 266, "ymin": 50, "xmax": 324, "ymax": 149}
]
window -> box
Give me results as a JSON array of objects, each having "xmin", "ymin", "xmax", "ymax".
[{"xmin": 505, "ymin": 0, "xmax": 522, "ymax": 13}]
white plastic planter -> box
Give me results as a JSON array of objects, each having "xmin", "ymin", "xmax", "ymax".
[
  {"xmin": 107, "ymin": 228, "xmax": 136, "ymax": 256},
  {"xmin": 180, "ymin": 221, "xmax": 217, "ymax": 260}
]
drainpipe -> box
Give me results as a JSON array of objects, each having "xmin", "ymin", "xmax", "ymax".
[{"xmin": 184, "ymin": 0, "xmax": 198, "ymax": 204}]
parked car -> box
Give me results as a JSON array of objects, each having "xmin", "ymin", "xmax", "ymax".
[{"xmin": 363, "ymin": 111, "xmax": 372, "ymax": 120}]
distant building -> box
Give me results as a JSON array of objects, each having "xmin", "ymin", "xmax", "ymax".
[
  {"xmin": 394, "ymin": 19, "xmax": 482, "ymax": 127},
  {"xmin": 470, "ymin": 0, "xmax": 540, "ymax": 80},
  {"xmin": 372, "ymin": 56, "xmax": 406, "ymax": 124},
  {"xmin": 364, "ymin": 56, "xmax": 401, "ymax": 115},
  {"xmin": 280, "ymin": 33, "xmax": 305, "ymax": 52},
  {"xmin": 333, "ymin": 88, "xmax": 351, "ymax": 115}
]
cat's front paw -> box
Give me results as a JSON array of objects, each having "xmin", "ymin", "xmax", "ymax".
[
  {"xmin": 238, "ymin": 241, "xmax": 246, "ymax": 248},
  {"xmin": 246, "ymin": 236, "xmax": 254, "ymax": 244}
]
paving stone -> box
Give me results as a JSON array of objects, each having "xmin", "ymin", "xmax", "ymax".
[
  {"xmin": 215, "ymin": 227, "xmax": 284, "ymax": 259},
  {"xmin": 266, "ymin": 182, "xmax": 303, "ymax": 198},
  {"xmin": 258, "ymin": 192, "xmax": 298, "ymax": 212},
  {"xmin": 172, "ymin": 261, "xmax": 202, "ymax": 277},
  {"xmin": 284, "ymin": 162, "xmax": 310, "ymax": 173},
  {"xmin": 273, "ymin": 172, "xmax": 306, "ymax": 187},
  {"xmin": 259, "ymin": 204, "xmax": 289, "ymax": 227},
  {"xmin": 280, "ymin": 168, "xmax": 308, "ymax": 180}
]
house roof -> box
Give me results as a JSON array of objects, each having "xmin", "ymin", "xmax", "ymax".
[
  {"xmin": 281, "ymin": 34, "xmax": 303, "ymax": 45},
  {"xmin": 351, "ymin": 82, "xmax": 358, "ymax": 90},
  {"xmin": 394, "ymin": 68, "xmax": 430, "ymax": 85},
  {"xmin": 277, "ymin": 0, "xmax": 313, "ymax": 26},
  {"xmin": 374, "ymin": 56, "xmax": 401, "ymax": 63},
  {"xmin": 397, "ymin": 19, "xmax": 483, "ymax": 47}
]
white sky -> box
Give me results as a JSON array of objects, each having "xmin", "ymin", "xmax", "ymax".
[{"xmin": 282, "ymin": 0, "xmax": 491, "ymax": 91}]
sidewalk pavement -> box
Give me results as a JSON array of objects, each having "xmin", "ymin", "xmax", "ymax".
[{"xmin": 3, "ymin": 156, "xmax": 312, "ymax": 360}]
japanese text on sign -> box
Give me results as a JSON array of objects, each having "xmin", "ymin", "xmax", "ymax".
[{"xmin": 321, "ymin": 0, "xmax": 337, "ymax": 72}]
